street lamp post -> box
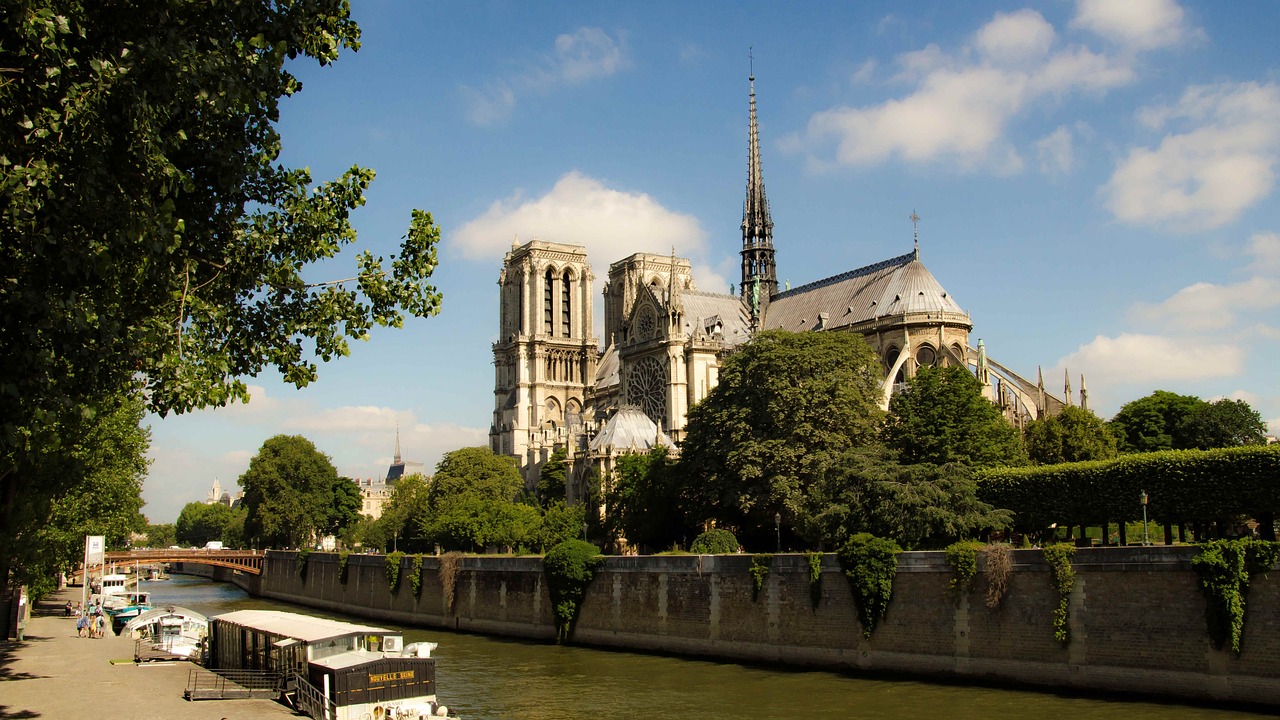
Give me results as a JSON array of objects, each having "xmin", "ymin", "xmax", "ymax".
[
  {"xmin": 774, "ymin": 512, "xmax": 781, "ymax": 553},
  {"xmin": 582, "ymin": 522, "xmax": 588, "ymax": 542},
  {"xmin": 1140, "ymin": 490, "xmax": 1149, "ymax": 546}
]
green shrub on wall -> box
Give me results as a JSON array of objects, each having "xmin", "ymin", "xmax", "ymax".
[
  {"xmin": 386, "ymin": 551, "xmax": 405, "ymax": 593},
  {"xmin": 410, "ymin": 555, "xmax": 424, "ymax": 598},
  {"xmin": 945, "ymin": 540, "xmax": 983, "ymax": 595},
  {"xmin": 1192, "ymin": 539, "xmax": 1280, "ymax": 655},
  {"xmin": 543, "ymin": 540, "xmax": 603, "ymax": 643},
  {"xmin": 296, "ymin": 549, "xmax": 311, "ymax": 581},
  {"xmin": 338, "ymin": 550, "xmax": 350, "ymax": 585},
  {"xmin": 805, "ymin": 551, "xmax": 823, "ymax": 609},
  {"xmin": 1042, "ymin": 543, "xmax": 1076, "ymax": 644},
  {"xmin": 690, "ymin": 528, "xmax": 739, "ymax": 554},
  {"xmin": 837, "ymin": 533, "xmax": 900, "ymax": 638},
  {"xmin": 749, "ymin": 554, "xmax": 772, "ymax": 601}
]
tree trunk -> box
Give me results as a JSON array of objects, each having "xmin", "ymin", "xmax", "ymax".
[
  {"xmin": 1119, "ymin": 522, "xmax": 1128, "ymax": 546},
  {"xmin": 1164, "ymin": 522, "xmax": 1173, "ymax": 545},
  {"xmin": 1258, "ymin": 513, "xmax": 1276, "ymax": 542},
  {"xmin": 0, "ymin": 469, "xmax": 17, "ymax": 641}
]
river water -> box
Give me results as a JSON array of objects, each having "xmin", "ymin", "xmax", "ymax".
[{"xmin": 148, "ymin": 574, "xmax": 1268, "ymax": 720}]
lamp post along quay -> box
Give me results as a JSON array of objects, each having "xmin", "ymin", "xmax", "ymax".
[
  {"xmin": 1140, "ymin": 490, "xmax": 1150, "ymax": 546},
  {"xmin": 774, "ymin": 512, "xmax": 781, "ymax": 553}
]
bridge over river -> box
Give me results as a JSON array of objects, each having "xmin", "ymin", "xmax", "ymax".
[{"xmin": 72, "ymin": 548, "xmax": 264, "ymax": 581}]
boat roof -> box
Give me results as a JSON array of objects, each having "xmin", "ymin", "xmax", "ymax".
[
  {"xmin": 212, "ymin": 610, "xmax": 393, "ymax": 643},
  {"xmin": 310, "ymin": 649, "xmax": 387, "ymax": 670},
  {"xmin": 124, "ymin": 606, "xmax": 206, "ymax": 634}
]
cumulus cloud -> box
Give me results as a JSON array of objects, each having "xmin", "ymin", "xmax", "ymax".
[
  {"xmin": 1249, "ymin": 232, "xmax": 1280, "ymax": 274},
  {"xmin": 1103, "ymin": 82, "xmax": 1280, "ymax": 230},
  {"xmin": 792, "ymin": 9, "xmax": 1134, "ymax": 172},
  {"xmin": 1056, "ymin": 333, "xmax": 1243, "ymax": 384},
  {"xmin": 449, "ymin": 171, "xmax": 708, "ymax": 267},
  {"xmin": 1070, "ymin": 0, "xmax": 1193, "ymax": 51},
  {"xmin": 1036, "ymin": 126, "xmax": 1075, "ymax": 175},
  {"xmin": 460, "ymin": 27, "xmax": 628, "ymax": 126},
  {"xmin": 1129, "ymin": 277, "xmax": 1280, "ymax": 331}
]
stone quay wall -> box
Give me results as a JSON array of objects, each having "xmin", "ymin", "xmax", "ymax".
[{"xmin": 249, "ymin": 546, "xmax": 1280, "ymax": 709}]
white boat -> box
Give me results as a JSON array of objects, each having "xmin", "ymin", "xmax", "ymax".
[
  {"xmin": 103, "ymin": 591, "xmax": 152, "ymax": 626},
  {"xmin": 125, "ymin": 605, "xmax": 208, "ymax": 660}
]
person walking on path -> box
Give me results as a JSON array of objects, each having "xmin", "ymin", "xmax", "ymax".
[{"xmin": 75, "ymin": 613, "xmax": 88, "ymax": 637}]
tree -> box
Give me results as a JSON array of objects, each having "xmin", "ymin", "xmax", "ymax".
[
  {"xmin": 678, "ymin": 330, "xmax": 885, "ymax": 547},
  {"xmin": 0, "ymin": 1, "xmax": 441, "ymax": 629},
  {"xmin": 883, "ymin": 365, "xmax": 1026, "ymax": 468},
  {"xmin": 240, "ymin": 435, "xmax": 338, "ymax": 548},
  {"xmin": 802, "ymin": 446, "xmax": 1011, "ymax": 550},
  {"xmin": 175, "ymin": 502, "xmax": 236, "ymax": 546},
  {"xmin": 1023, "ymin": 406, "xmax": 1119, "ymax": 465},
  {"xmin": 379, "ymin": 473, "xmax": 432, "ymax": 552},
  {"xmin": 141, "ymin": 524, "xmax": 177, "ymax": 549},
  {"xmin": 428, "ymin": 447, "xmax": 524, "ymax": 509},
  {"xmin": 3, "ymin": 393, "xmax": 149, "ymax": 600},
  {"xmin": 537, "ymin": 448, "xmax": 569, "ymax": 508},
  {"xmin": 1176, "ymin": 399, "xmax": 1268, "ymax": 450},
  {"xmin": 1108, "ymin": 390, "xmax": 1204, "ymax": 453},
  {"xmin": 328, "ymin": 476, "xmax": 364, "ymax": 536},
  {"xmin": 606, "ymin": 448, "xmax": 689, "ymax": 553}
]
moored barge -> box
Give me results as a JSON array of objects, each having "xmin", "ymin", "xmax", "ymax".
[{"xmin": 208, "ymin": 610, "xmax": 453, "ymax": 719}]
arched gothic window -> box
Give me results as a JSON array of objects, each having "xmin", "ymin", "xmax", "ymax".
[
  {"xmin": 544, "ymin": 269, "xmax": 554, "ymax": 336},
  {"xmin": 626, "ymin": 356, "xmax": 668, "ymax": 426},
  {"xmin": 561, "ymin": 270, "xmax": 572, "ymax": 337}
]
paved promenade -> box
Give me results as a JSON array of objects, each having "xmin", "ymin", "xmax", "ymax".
[{"xmin": 1, "ymin": 588, "xmax": 296, "ymax": 719}]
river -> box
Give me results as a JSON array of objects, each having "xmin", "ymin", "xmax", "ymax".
[{"xmin": 148, "ymin": 574, "xmax": 1267, "ymax": 720}]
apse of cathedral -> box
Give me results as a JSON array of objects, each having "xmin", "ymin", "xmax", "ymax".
[{"xmin": 490, "ymin": 75, "xmax": 1078, "ymax": 490}]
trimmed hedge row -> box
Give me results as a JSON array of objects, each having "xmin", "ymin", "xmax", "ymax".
[{"xmin": 978, "ymin": 445, "xmax": 1280, "ymax": 530}]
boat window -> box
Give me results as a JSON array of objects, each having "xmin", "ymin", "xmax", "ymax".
[{"xmin": 310, "ymin": 636, "xmax": 356, "ymax": 661}]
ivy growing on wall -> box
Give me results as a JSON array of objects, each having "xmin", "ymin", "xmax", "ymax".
[
  {"xmin": 1042, "ymin": 543, "xmax": 1076, "ymax": 644},
  {"xmin": 837, "ymin": 533, "xmax": 900, "ymax": 639},
  {"xmin": 410, "ymin": 555, "xmax": 424, "ymax": 598},
  {"xmin": 945, "ymin": 541, "xmax": 983, "ymax": 595},
  {"xmin": 543, "ymin": 540, "xmax": 603, "ymax": 643},
  {"xmin": 749, "ymin": 554, "xmax": 773, "ymax": 601},
  {"xmin": 386, "ymin": 551, "xmax": 405, "ymax": 593},
  {"xmin": 338, "ymin": 550, "xmax": 350, "ymax": 586},
  {"xmin": 296, "ymin": 548, "xmax": 311, "ymax": 582},
  {"xmin": 1192, "ymin": 539, "xmax": 1280, "ymax": 655},
  {"xmin": 805, "ymin": 551, "xmax": 823, "ymax": 609}
]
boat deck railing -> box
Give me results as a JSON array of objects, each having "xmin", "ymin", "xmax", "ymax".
[
  {"xmin": 183, "ymin": 667, "xmax": 282, "ymax": 701},
  {"xmin": 287, "ymin": 671, "xmax": 337, "ymax": 720}
]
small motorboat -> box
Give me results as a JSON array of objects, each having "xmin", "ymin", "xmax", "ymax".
[
  {"xmin": 124, "ymin": 605, "xmax": 208, "ymax": 661},
  {"xmin": 103, "ymin": 591, "xmax": 153, "ymax": 628}
]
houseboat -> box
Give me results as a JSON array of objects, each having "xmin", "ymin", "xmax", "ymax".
[
  {"xmin": 124, "ymin": 605, "xmax": 207, "ymax": 660},
  {"xmin": 208, "ymin": 610, "xmax": 452, "ymax": 719}
]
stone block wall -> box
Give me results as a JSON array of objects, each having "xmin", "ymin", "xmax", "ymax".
[{"xmin": 250, "ymin": 546, "xmax": 1280, "ymax": 708}]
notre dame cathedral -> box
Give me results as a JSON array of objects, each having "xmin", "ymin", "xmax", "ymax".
[{"xmin": 490, "ymin": 76, "xmax": 1077, "ymax": 491}]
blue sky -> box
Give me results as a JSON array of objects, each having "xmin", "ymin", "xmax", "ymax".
[{"xmin": 142, "ymin": 0, "xmax": 1280, "ymax": 522}]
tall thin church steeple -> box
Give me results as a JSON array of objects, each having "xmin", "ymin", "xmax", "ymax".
[
  {"xmin": 393, "ymin": 424, "xmax": 403, "ymax": 465},
  {"xmin": 741, "ymin": 62, "xmax": 776, "ymax": 327}
]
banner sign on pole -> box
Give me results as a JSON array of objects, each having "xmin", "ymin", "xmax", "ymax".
[{"xmin": 85, "ymin": 535, "xmax": 105, "ymax": 565}]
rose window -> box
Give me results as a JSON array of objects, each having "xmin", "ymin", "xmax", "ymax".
[{"xmin": 626, "ymin": 356, "xmax": 667, "ymax": 425}]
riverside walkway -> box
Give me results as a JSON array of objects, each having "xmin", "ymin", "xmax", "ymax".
[{"xmin": 1, "ymin": 588, "xmax": 296, "ymax": 719}]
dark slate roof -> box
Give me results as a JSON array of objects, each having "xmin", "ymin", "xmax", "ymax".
[
  {"xmin": 679, "ymin": 290, "xmax": 751, "ymax": 347},
  {"xmin": 594, "ymin": 342, "xmax": 619, "ymax": 389},
  {"xmin": 764, "ymin": 251, "xmax": 969, "ymax": 332}
]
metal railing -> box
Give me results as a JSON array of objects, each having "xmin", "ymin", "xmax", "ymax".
[
  {"xmin": 184, "ymin": 667, "xmax": 282, "ymax": 700},
  {"xmin": 289, "ymin": 671, "xmax": 337, "ymax": 720}
]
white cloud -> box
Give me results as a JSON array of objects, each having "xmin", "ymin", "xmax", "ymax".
[
  {"xmin": 1056, "ymin": 333, "xmax": 1243, "ymax": 384},
  {"xmin": 1036, "ymin": 126, "xmax": 1074, "ymax": 175},
  {"xmin": 1070, "ymin": 0, "xmax": 1192, "ymax": 51},
  {"xmin": 793, "ymin": 10, "xmax": 1135, "ymax": 172},
  {"xmin": 850, "ymin": 59, "xmax": 877, "ymax": 85},
  {"xmin": 1248, "ymin": 232, "xmax": 1280, "ymax": 274},
  {"xmin": 460, "ymin": 27, "xmax": 628, "ymax": 126},
  {"xmin": 974, "ymin": 9, "xmax": 1056, "ymax": 64},
  {"xmin": 449, "ymin": 171, "xmax": 708, "ymax": 268},
  {"xmin": 1129, "ymin": 276, "xmax": 1280, "ymax": 331},
  {"xmin": 553, "ymin": 27, "xmax": 626, "ymax": 83},
  {"xmin": 1103, "ymin": 82, "xmax": 1280, "ymax": 230}
]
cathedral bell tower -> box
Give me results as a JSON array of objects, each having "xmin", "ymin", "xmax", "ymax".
[{"xmin": 741, "ymin": 72, "xmax": 776, "ymax": 328}]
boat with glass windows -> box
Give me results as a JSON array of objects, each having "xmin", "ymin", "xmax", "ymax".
[{"xmin": 207, "ymin": 610, "xmax": 453, "ymax": 719}]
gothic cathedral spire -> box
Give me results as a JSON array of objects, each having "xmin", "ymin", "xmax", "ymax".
[{"xmin": 741, "ymin": 70, "xmax": 776, "ymax": 327}]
